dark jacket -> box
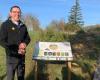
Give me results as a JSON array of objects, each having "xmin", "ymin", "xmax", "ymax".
[{"xmin": 0, "ymin": 19, "xmax": 30, "ymax": 63}]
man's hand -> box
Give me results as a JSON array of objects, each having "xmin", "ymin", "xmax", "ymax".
[
  {"xmin": 19, "ymin": 43, "xmax": 26, "ymax": 49},
  {"xmin": 18, "ymin": 43, "xmax": 26, "ymax": 55}
]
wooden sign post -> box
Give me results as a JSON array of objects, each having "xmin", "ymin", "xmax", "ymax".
[
  {"xmin": 34, "ymin": 61, "xmax": 72, "ymax": 80},
  {"xmin": 67, "ymin": 61, "xmax": 72, "ymax": 80},
  {"xmin": 34, "ymin": 61, "xmax": 38, "ymax": 80},
  {"xmin": 33, "ymin": 42, "xmax": 73, "ymax": 80}
]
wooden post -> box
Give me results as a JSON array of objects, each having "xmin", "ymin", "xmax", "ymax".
[
  {"xmin": 67, "ymin": 61, "xmax": 72, "ymax": 80},
  {"xmin": 34, "ymin": 61, "xmax": 38, "ymax": 80},
  {"xmin": 45, "ymin": 61, "xmax": 49, "ymax": 80}
]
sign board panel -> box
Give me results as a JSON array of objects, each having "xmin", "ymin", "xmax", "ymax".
[{"xmin": 32, "ymin": 42, "xmax": 73, "ymax": 61}]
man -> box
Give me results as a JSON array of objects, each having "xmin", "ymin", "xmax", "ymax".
[{"xmin": 0, "ymin": 6, "xmax": 30, "ymax": 80}]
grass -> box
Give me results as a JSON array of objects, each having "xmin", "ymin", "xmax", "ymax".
[
  {"xmin": 0, "ymin": 47, "xmax": 6, "ymax": 80},
  {"xmin": 0, "ymin": 31, "xmax": 98, "ymax": 80}
]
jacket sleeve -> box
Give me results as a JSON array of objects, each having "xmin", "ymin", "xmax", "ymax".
[
  {"xmin": 23, "ymin": 27, "xmax": 31, "ymax": 46},
  {"xmin": 0, "ymin": 23, "xmax": 8, "ymax": 48}
]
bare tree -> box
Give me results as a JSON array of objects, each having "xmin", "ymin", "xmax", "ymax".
[{"xmin": 22, "ymin": 14, "xmax": 41, "ymax": 31}]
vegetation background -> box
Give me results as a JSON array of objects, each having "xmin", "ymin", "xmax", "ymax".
[{"xmin": 0, "ymin": 0, "xmax": 100, "ymax": 80}]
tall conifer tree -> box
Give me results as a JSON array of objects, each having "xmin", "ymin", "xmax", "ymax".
[{"xmin": 68, "ymin": 0, "xmax": 84, "ymax": 27}]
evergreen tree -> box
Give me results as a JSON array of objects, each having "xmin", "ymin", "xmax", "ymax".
[{"xmin": 68, "ymin": 0, "xmax": 84, "ymax": 27}]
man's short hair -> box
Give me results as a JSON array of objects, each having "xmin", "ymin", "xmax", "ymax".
[{"xmin": 10, "ymin": 5, "xmax": 21, "ymax": 12}]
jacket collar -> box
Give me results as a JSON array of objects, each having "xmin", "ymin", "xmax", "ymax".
[{"xmin": 8, "ymin": 18, "xmax": 24, "ymax": 27}]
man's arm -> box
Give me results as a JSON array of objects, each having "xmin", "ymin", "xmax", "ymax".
[
  {"xmin": 18, "ymin": 26, "xmax": 30, "ymax": 55},
  {"xmin": 18, "ymin": 26, "xmax": 30, "ymax": 50},
  {"xmin": 23, "ymin": 26, "xmax": 31, "ymax": 46},
  {"xmin": 0, "ymin": 23, "xmax": 8, "ymax": 48}
]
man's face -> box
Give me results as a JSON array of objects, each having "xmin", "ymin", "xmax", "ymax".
[{"xmin": 10, "ymin": 7, "xmax": 21, "ymax": 22}]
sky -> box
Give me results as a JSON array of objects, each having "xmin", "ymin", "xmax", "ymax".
[{"xmin": 0, "ymin": 0, "xmax": 100, "ymax": 28}]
